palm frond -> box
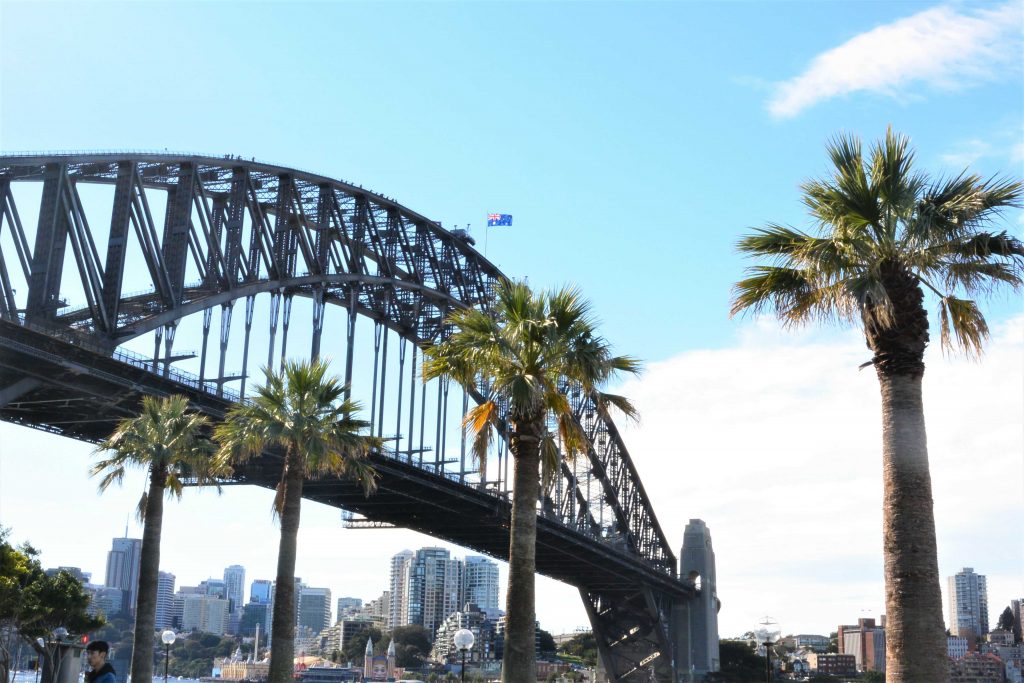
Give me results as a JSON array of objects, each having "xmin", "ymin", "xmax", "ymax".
[
  {"xmin": 938, "ymin": 296, "xmax": 989, "ymax": 358},
  {"xmin": 135, "ymin": 491, "xmax": 148, "ymax": 523},
  {"xmin": 595, "ymin": 392, "xmax": 639, "ymax": 423},
  {"xmin": 539, "ymin": 433, "xmax": 562, "ymax": 492}
]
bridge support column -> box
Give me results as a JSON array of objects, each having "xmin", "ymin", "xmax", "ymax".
[{"xmin": 672, "ymin": 519, "xmax": 720, "ymax": 679}]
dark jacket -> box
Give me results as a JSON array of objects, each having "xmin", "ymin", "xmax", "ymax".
[{"xmin": 85, "ymin": 662, "xmax": 115, "ymax": 683}]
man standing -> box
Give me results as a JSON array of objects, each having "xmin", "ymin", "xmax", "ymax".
[{"xmin": 84, "ymin": 642, "xmax": 115, "ymax": 683}]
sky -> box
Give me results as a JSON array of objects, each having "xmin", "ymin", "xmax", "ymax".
[{"xmin": 0, "ymin": 0, "xmax": 1022, "ymax": 641}]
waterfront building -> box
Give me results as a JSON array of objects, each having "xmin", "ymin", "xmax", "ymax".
[
  {"xmin": 104, "ymin": 537, "xmax": 141, "ymax": 616},
  {"xmin": 388, "ymin": 550, "xmax": 413, "ymax": 630},
  {"xmin": 155, "ymin": 571, "xmax": 175, "ymax": 629},
  {"xmin": 405, "ymin": 547, "xmax": 463, "ymax": 637},
  {"xmin": 949, "ymin": 567, "xmax": 990, "ymax": 639},
  {"xmin": 838, "ymin": 617, "xmax": 885, "ymax": 672},
  {"xmin": 949, "ymin": 652, "xmax": 1004, "ymax": 682},
  {"xmin": 250, "ymin": 579, "xmax": 272, "ymax": 604},
  {"xmin": 463, "ymin": 556, "xmax": 500, "ymax": 616},
  {"xmin": 949, "ymin": 635, "xmax": 969, "ymax": 659},
  {"xmin": 224, "ymin": 565, "xmax": 245, "ymax": 610},
  {"xmin": 363, "ymin": 638, "xmax": 397, "ymax": 681},
  {"xmin": 300, "ymin": 586, "xmax": 332, "ymax": 634}
]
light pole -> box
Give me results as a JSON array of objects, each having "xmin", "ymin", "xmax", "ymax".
[
  {"xmin": 453, "ymin": 629, "xmax": 474, "ymax": 683},
  {"xmin": 754, "ymin": 617, "xmax": 780, "ymax": 683},
  {"xmin": 161, "ymin": 630, "xmax": 177, "ymax": 683}
]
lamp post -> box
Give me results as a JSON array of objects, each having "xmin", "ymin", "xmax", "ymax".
[
  {"xmin": 754, "ymin": 617, "xmax": 780, "ymax": 683},
  {"xmin": 452, "ymin": 629, "xmax": 474, "ymax": 683},
  {"xmin": 161, "ymin": 630, "xmax": 177, "ymax": 683}
]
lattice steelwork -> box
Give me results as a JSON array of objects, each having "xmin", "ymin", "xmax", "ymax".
[{"xmin": 0, "ymin": 153, "xmax": 696, "ymax": 681}]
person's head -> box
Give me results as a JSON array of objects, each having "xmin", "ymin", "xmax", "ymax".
[{"xmin": 85, "ymin": 641, "xmax": 108, "ymax": 668}]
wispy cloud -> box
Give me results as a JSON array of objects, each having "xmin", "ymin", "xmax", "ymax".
[{"xmin": 768, "ymin": 2, "xmax": 1023, "ymax": 119}]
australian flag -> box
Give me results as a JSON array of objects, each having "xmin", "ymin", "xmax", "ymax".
[{"xmin": 487, "ymin": 213, "xmax": 513, "ymax": 227}]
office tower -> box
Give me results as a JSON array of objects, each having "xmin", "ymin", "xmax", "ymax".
[
  {"xmin": 224, "ymin": 565, "xmax": 245, "ymax": 611},
  {"xmin": 948, "ymin": 567, "xmax": 989, "ymax": 638},
  {"xmin": 337, "ymin": 597, "xmax": 362, "ymax": 621},
  {"xmin": 44, "ymin": 567, "xmax": 91, "ymax": 583},
  {"xmin": 463, "ymin": 556, "xmax": 500, "ymax": 615},
  {"xmin": 250, "ymin": 579, "xmax": 272, "ymax": 604},
  {"xmin": 155, "ymin": 571, "xmax": 176, "ymax": 629},
  {"xmin": 200, "ymin": 578, "xmax": 227, "ymax": 599},
  {"xmin": 406, "ymin": 547, "xmax": 464, "ymax": 637},
  {"xmin": 299, "ymin": 586, "xmax": 332, "ymax": 634},
  {"xmin": 389, "ymin": 550, "xmax": 414, "ymax": 630},
  {"xmin": 104, "ymin": 537, "xmax": 142, "ymax": 616},
  {"xmin": 182, "ymin": 594, "xmax": 230, "ymax": 635},
  {"xmin": 239, "ymin": 602, "xmax": 270, "ymax": 638}
]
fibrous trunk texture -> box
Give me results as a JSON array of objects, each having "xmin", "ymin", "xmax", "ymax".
[
  {"xmin": 130, "ymin": 465, "xmax": 166, "ymax": 683},
  {"xmin": 501, "ymin": 420, "xmax": 541, "ymax": 683},
  {"xmin": 268, "ymin": 452, "xmax": 304, "ymax": 683}
]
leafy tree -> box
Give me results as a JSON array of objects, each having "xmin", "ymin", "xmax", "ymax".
[
  {"xmin": 861, "ymin": 671, "xmax": 886, "ymax": 683},
  {"xmin": 342, "ymin": 626, "xmax": 381, "ymax": 664},
  {"xmin": 92, "ymin": 394, "xmax": 224, "ymax": 683},
  {"xmin": 382, "ymin": 624, "xmax": 432, "ymax": 668},
  {"xmin": 705, "ymin": 640, "xmax": 766, "ymax": 683},
  {"xmin": 998, "ymin": 606, "xmax": 1015, "ymax": 632},
  {"xmin": 537, "ymin": 629, "xmax": 556, "ymax": 654},
  {"xmin": 0, "ymin": 530, "xmax": 103, "ymax": 683},
  {"xmin": 216, "ymin": 360, "xmax": 381, "ymax": 683},
  {"xmin": 732, "ymin": 129, "xmax": 1022, "ymax": 682},
  {"xmin": 423, "ymin": 281, "xmax": 639, "ymax": 683}
]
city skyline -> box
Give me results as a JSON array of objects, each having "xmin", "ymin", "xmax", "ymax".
[{"xmin": 1, "ymin": 0, "xmax": 1021, "ymax": 640}]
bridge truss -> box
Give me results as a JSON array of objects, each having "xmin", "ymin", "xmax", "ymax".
[{"xmin": 0, "ymin": 153, "xmax": 696, "ymax": 681}]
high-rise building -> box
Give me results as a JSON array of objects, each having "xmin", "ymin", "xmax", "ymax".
[
  {"xmin": 389, "ymin": 550, "xmax": 413, "ymax": 630},
  {"xmin": 251, "ymin": 579, "xmax": 272, "ymax": 604},
  {"xmin": 239, "ymin": 602, "xmax": 270, "ymax": 638},
  {"xmin": 182, "ymin": 594, "xmax": 230, "ymax": 634},
  {"xmin": 299, "ymin": 586, "xmax": 332, "ymax": 635},
  {"xmin": 200, "ymin": 578, "xmax": 227, "ymax": 599},
  {"xmin": 224, "ymin": 565, "xmax": 245, "ymax": 611},
  {"xmin": 156, "ymin": 572, "xmax": 176, "ymax": 629},
  {"xmin": 405, "ymin": 547, "xmax": 463, "ymax": 637},
  {"xmin": 463, "ymin": 556, "xmax": 500, "ymax": 615},
  {"xmin": 948, "ymin": 567, "xmax": 989, "ymax": 638},
  {"xmin": 104, "ymin": 537, "xmax": 142, "ymax": 616},
  {"xmin": 45, "ymin": 567, "xmax": 91, "ymax": 583}
]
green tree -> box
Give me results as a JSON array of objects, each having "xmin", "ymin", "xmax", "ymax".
[
  {"xmin": 215, "ymin": 359, "xmax": 380, "ymax": 683},
  {"xmin": 382, "ymin": 624, "xmax": 432, "ymax": 668},
  {"xmin": 537, "ymin": 629, "xmax": 556, "ymax": 655},
  {"xmin": 861, "ymin": 671, "xmax": 886, "ymax": 683},
  {"xmin": 705, "ymin": 640, "xmax": 766, "ymax": 683},
  {"xmin": 93, "ymin": 394, "xmax": 224, "ymax": 683},
  {"xmin": 423, "ymin": 281, "xmax": 639, "ymax": 683},
  {"xmin": 998, "ymin": 606, "xmax": 1015, "ymax": 632},
  {"xmin": 342, "ymin": 627, "xmax": 381, "ymax": 664},
  {"xmin": 731, "ymin": 129, "xmax": 1022, "ymax": 682},
  {"xmin": 558, "ymin": 632, "xmax": 597, "ymax": 667},
  {"xmin": 0, "ymin": 530, "xmax": 103, "ymax": 683}
]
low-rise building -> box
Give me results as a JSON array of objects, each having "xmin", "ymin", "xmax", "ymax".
[
  {"xmin": 950, "ymin": 636, "xmax": 970, "ymax": 659},
  {"xmin": 838, "ymin": 617, "xmax": 885, "ymax": 672},
  {"xmin": 949, "ymin": 652, "xmax": 1005, "ymax": 683},
  {"xmin": 807, "ymin": 653, "xmax": 856, "ymax": 676},
  {"xmin": 990, "ymin": 629, "xmax": 1014, "ymax": 646},
  {"xmin": 793, "ymin": 634, "xmax": 829, "ymax": 652}
]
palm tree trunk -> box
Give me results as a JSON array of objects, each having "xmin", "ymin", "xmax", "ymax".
[
  {"xmin": 268, "ymin": 452, "xmax": 304, "ymax": 683},
  {"xmin": 501, "ymin": 421, "xmax": 541, "ymax": 683},
  {"xmin": 877, "ymin": 372, "xmax": 947, "ymax": 683},
  {"xmin": 130, "ymin": 465, "xmax": 166, "ymax": 683}
]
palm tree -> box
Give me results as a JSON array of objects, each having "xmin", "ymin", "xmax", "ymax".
[
  {"xmin": 422, "ymin": 281, "xmax": 640, "ymax": 683},
  {"xmin": 92, "ymin": 394, "xmax": 223, "ymax": 683},
  {"xmin": 731, "ymin": 129, "xmax": 1023, "ymax": 682},
  {"xmin": 214, "ymin": 359, "xmax": 380, "ymax": 683}
]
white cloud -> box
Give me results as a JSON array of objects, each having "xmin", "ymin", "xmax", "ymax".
[
  {"xmin": 768, "ymin": 2, "xmax": 1023, "ymax": 118},
  {"xmin": 617, "ymin": 315, "xmax": 1024, "ymax": 636}
]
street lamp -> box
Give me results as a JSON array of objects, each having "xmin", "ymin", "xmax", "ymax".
[
  {"xmin": 754, "ymin": 617, "xmax": 780, "ymax": 683},
  {"xmin": 453, "ymin": 629, "xmax": 474, "ymax": 683},
  {"xmin": 161, "ymin": 630, "xmax": 177, "ymax": 683}
]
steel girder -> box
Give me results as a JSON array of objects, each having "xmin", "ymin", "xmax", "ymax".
[{"xmin": 0, "ymin": 153, "xmax": 696, "ymax": 681}]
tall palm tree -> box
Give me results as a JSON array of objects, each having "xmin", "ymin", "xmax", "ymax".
[
  {"xmin": 214, "ymin": 359, "xmax": 380, "ymax": 683},
  {"xmin": 731, "ymin": 129, "xmax": 1023, "ymax": 682},
  {"xmin": 422, "ymin": 281, "xmax": 640, "ymax": 683},
  {"xmin": 92, "ymin": 394, "xmax": 223, "ymax": 683}
]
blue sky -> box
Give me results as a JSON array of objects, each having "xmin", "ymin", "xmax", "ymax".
[{"xmin": 1, "ymin": 0, "xmax": 1021, "ymax": 640}]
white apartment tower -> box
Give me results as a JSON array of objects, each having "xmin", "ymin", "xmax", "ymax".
[
  {"xmin": 948, "ymin": 567, "xmax": 989, "ymax": 637},
  {"xmin": 463, "ymin": 556, "xmax": 500, "ymax": 614},
  {"xmin": 389, "ymin": 550, "xmax": 414, "ymax": 630},
  {"xmin": 155, "ymin": 571, "xmax": 176, "ymax": 629}
]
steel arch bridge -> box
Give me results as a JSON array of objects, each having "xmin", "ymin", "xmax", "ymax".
[{"xmin": 0, "ymin": 153, "xmax": 710, "ymax": 681}]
